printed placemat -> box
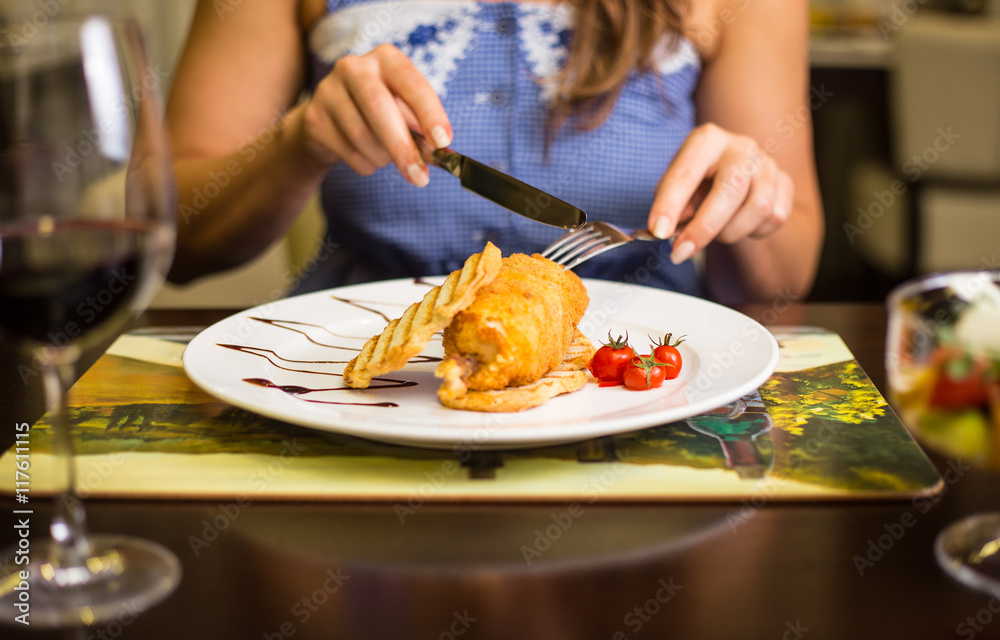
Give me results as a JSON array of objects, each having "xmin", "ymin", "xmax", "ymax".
[{"xmin": 0, "ymin": 326, "xmax": 943, "ymax": 502}]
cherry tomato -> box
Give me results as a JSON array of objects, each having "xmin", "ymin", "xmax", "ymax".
[
  {"xmin": 651, "ymin": 333, "xmax": 685, "ymax": 380},
  {"xmin": 623, "ymin": 354, "xmax": 667, "ymax": 391},
  {"xmin": 588, "ymin": 332, "xmax": 634, "ymax": 385},
  {"xmin": 929, "ymin": 354, "xmax": 991, "ymax": 409}
]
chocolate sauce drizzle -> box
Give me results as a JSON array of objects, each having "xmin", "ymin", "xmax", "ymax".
[
  {"xmin": 329, "ymin": 296, "xmax": 393, "ymax": 323},
  {"xmin": 218, "ymin": 344, "xmax": 350, "ymax": 371},
  {"xmin": 219, "ymin": 295, "xmax": 442, "ymax": 408},
  {"xmin": 248, "ymin": 317, "xmax": 364, "ymax": 350},
  {"xmin": 246, "ymin": 315, "xmax": 440, "ymax": 362},
  {"xmin": 243, "ymin": 378, "xmax": 407, "ymax": 407}
]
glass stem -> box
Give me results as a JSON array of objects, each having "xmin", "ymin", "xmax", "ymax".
[{"xmin": 42, "ymin": 346, "xmax": 92, "ymax": 565}]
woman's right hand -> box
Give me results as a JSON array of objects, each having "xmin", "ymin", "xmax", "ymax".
[{"xmin": 296, "ymin": 43, "xmax": 452, "ymax": 187}]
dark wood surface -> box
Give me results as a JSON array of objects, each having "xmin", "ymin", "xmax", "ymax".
[{"xmin": 3, "ymin": 303, "xmax": 999, "ymax": 640}]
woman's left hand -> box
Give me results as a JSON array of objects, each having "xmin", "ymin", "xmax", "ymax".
[{"xmin": 647, "ymin": 123, "xmax": 795, "ymax": 265}]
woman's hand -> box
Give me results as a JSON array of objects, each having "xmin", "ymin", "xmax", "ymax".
[
  {"xmin": 648, "ymin": 123, "xmax": 795, "ymax": 265},
  {"xmin": 297, "ymin": 43, "xmax": 452, "ymax": 186}
]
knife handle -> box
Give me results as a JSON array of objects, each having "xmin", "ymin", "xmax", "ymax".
[{"xmin": 411, "ymin": 130, "xmax": 462, "ymax": 178}]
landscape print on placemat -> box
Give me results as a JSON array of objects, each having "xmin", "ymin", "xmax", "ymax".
[
  {"xmin": 608, "ymin": 360, "xmax": 937, "ymax": 493},
  {"xmin": 763, "ymin": 328, "xmax": 940, "ymax": 492},
  {"xmin": 576, "ymin": 329, "xmax": 940, "ymax": 493},
  {"xmin": 30, "ymin": 353, "xmax": 448, "ymax": 461},
  {"xmin": 21, "ymin": 327, "xmax": 942, "ymax": 495}
]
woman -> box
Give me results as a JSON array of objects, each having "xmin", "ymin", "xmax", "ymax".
[{"xmin": 166, "ymin": 0, "xmax": 823, "ymax": 305}]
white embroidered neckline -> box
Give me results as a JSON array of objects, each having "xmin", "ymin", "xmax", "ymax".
[
  {"xmin": 516, "ymin": 2, "xmax": 573, "ymax": 102},
  {"xmin": 310, "ymin": 1, "xmax": 700, "ymax": 100},
  {"xmin": 310, "ymin": 2, "xmax": 481, "ymax": 96}
]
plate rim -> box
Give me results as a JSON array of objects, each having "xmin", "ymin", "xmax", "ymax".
[{"xmin": 182, "ymin": 278, "xmax": 779, "ymax": 450}]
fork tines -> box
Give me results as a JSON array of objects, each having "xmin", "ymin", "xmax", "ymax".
[{"xmin": 540, "ymin": 222, "xmax": 631, "ymax": 270}]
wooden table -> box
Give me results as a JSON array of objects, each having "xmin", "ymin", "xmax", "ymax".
[{"xmin": 3, "ymin": 303, "xmax": 998, "ymax": 640}]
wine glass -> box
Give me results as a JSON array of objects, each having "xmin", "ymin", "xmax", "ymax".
[
  {"xmin": 0, "ymin": 13, "xmax": 180, "ymax": 627},
  {"xmin": 886, "ymin": 270, "xmax": 1000, "ymax": 593}
]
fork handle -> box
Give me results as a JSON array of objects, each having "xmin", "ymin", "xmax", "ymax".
[{"xmin": 638, "ymin": 219, "xmax": 690, "ymax": 241}]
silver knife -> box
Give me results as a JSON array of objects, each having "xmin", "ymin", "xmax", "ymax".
[{"xmin": 411, "ymin": 131, "xmax": 587, "ymax": 229}]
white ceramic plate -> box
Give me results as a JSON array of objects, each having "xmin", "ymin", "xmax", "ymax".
[{"xmin": 182, "ymin": 278, "xmax": 778, "ymax": 450}]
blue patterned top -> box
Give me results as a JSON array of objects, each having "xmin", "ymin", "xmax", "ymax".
[{"xmin": 298, "ymin": 0, "xmax": 705, "ymax": 297}]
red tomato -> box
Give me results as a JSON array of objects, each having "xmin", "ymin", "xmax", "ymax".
[
  {"xmin": 623, "ymin": 354, "xmax": 667, "ymax": 391},
  {"xmin": 929, "ymin": 355, "xmax": 991, "ymax": 409},
  {"xmin": 588, "ymin": 332, "xmax": 634, "ymax": 384},
  {"xmin": 651, "ymin": 333, "xmax": 685, "ymax": 380}
]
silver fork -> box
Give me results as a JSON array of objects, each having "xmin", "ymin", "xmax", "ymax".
[{"xmin": 540, "ymin": 221, "xmax": 658, "ymax": 270}]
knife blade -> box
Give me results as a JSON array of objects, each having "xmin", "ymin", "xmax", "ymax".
[{"xmin": 411, "ymin": 131, "xmax": 587, "ymax": 229}]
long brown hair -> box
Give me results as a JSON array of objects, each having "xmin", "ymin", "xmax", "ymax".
[{"xmin": 552, "ymin": 0, "xmax": 688, "ymax": 129}]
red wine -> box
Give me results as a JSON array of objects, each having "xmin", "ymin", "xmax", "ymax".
[{"xmin": 0, "ymin": 220, "xmax": 164, "ymax": 348}]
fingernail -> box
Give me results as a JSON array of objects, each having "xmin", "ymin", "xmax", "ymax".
[
  {"xmin": 671, "ymin": 240, "xmax": 696, "ymax": 264},
  {"xmin": 407, "ymin": 163, "xmax": 429, "ymax": 187},
  {"xmin": 652, "ymin": 217, "xmax": 674, "ymax": 240},
  {"xmin": 430, "ymin": 125, "xmax": 450, "ymax": 148}
]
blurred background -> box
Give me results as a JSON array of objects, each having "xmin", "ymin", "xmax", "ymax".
[
  {"xmin": 8, "ymin": 0, "xmax": 999, "ymax": 306},
  {"xmin": 808, "ymin": 0, "xmax": 1000, "ymax": 302}
]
